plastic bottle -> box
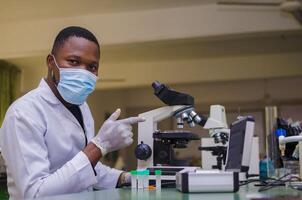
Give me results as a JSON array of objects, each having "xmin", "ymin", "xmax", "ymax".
[
  {"xmin": 155, "ymin": 170, "xmax": 162, "ymax": 190},
  {"xmin": 259, "ymin": 158, "xmax": 268, "ymax": 181}
]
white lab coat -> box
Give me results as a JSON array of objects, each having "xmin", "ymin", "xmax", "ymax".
[{"xmin": 0, "ymin": 79, "xmax": 122, "ymax": 199}]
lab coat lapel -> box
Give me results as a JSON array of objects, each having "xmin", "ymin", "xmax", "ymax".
[
  {"xmin": 61, "ymin": 105, "xmax": 85, "ymax": 132},
  {"xmin": 39, "ymin": 79, "xmax": 85, "ymax": 135},
  {"xmin": 79, "ymin": 106, "xmax": 88, "ymax": 133}
]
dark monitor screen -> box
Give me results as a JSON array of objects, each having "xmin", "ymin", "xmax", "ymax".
[{"xmin": 225, "ymin": 116, "xmax": 251, "ymax": 172}]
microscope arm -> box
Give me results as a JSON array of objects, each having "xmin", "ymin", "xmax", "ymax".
[
  {"xmin": 278, "ymin": 133, "xmax": 302, "ymax": 179},
  {"xmin": 279, "ymin": 135, "xmax": 302, "ymax": 144},
  {"xmin": 278, "ymin": 134, "xmax": 302, "ymax": 156}
]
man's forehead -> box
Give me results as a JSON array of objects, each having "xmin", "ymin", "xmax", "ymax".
[
  {"xmin": 56, "ymin": 36, "xmax": 100, "ymax": 57},
  {"xmin": 61, "ymin": 37, "xmax": 98, "ymax": 50}
]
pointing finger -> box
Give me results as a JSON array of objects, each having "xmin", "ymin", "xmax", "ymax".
[
  {"xmin": 119, "ymin": 117, "xmax": 145, "ymax": 125},
  {"xmin": 108, "ymin": 108, "xmax": 121, "ymax": 121}
]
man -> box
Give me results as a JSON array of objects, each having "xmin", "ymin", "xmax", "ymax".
[{"xmin": 0, "ymin": 26, "xmax": 144, "ymax": 199}]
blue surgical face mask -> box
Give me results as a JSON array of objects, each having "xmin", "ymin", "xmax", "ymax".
[{"xmin": 51, "ymin": 55, "xmax": 98, "ymax": 105}]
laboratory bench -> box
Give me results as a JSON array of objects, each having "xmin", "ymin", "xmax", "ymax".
[{"xmin": 31, "ymin": 185, "xmax": 302, "ymax": 200}]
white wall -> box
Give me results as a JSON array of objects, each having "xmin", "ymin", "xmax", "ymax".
[
  {"xmin": 10, "ymin": 35, "xmax": 302, "ymax": 92},
  {"xmin": 1, "ymin": 3, "xmax": 301, "ymax": 59}
]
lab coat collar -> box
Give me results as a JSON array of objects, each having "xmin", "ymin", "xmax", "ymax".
[
  {"xmin": 38, "ymin": 78, "xmax": 62, "ymax": 105},
  {"xmin": 38, "ymin": 78, "xmax": 87, "ymax": 134}
]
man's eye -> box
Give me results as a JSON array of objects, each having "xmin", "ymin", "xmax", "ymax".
[
  {"xmin": 89, "ymin": 65, "xmax": 97, "ymax": 71},
  {"xmin": 68, "ymin": 60, "xmax": 79, "ymax": 65}
]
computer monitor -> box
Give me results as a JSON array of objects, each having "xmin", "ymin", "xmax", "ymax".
[{"xmin": 225, "ymin": 116, "xmax": 255, "ymax": 172}]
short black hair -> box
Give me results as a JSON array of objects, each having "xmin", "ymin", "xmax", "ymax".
[{"xmin": 51, "ymin": 26, "xmax": 100, "ymax": 55}]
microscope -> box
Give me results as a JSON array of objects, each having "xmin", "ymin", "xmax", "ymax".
[{"xmin": 135, "ymin": 81, "xmax": 230, "ymax": 183}]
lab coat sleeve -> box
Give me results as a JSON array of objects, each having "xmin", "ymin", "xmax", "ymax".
[
  {"xmin": 93, "ymin": 162, "xmax": 123, "ymax": 189},
  {"xmin": 1, "ymin": 109, "xmax": 97, "ymax": 198},
  {"xmin": 82, "ymin": 103, "xmax": 123, "ymax": 189}
]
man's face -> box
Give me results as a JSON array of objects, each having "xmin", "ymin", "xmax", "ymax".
[{"xmin": 48, "ymin": 36, "xmax": 100, "ymax": 81}]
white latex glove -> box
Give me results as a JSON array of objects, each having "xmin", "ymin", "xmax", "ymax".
[{"xmin": 91, "ymin": 108, "xmax": 145, "ymax": 156}]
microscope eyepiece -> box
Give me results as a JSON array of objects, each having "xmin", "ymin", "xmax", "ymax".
[
  {"xmin": 152, "ymin": 81, "xmax": 194, "ymax": 106},
  {"xmin": 152, "ymin": 81, "xmax": 165, "ymax": 94},
  {"xmin": 181, "ymin": 112, "xmax": 189, "ymax": 121},
  {"xmin": 187, "ymin": 116, "xmax": 195, "ymax": 127}
]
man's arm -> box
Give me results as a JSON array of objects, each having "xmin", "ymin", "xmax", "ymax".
[
  {"xmin": 92, "ymin": 161, "xmax": 124, "ymax": 189},
  {"xmin": 83, "ymin": 143, "xmax": 128, "ymax": 188},
  {"xmin": 0, "ymin": 109, "xmax": 97, "ymax": 198},
  {"xmin": 83, "ymin": 142, "xmax": 102, "ymax": 166}
]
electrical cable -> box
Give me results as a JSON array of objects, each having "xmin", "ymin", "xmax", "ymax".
[
  {"xmin": 247, "ymin": 174, "xmax": 259, "ymax": 178},
  {"xmin": 239, "ymin": 173, "xmax": 301, "ymax": 192},
  {"xmin": 239, "ymin": 179, "xmax": 261, "ymax": 186},
  {"xmin": 258, "ymin": 174, "xmax": 301, "ymax": 192}
]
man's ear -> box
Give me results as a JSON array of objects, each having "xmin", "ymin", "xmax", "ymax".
[
  {"xmin": 46, "ymin": 54, "xmax": 53, "ymax": 78},
  {"xmin": 46, "ymin": 54, "xmax": 54, "ymax": 69},
  {"xmin": 46, "ymin": 54, "xmax": 59, "ymax": 83}
]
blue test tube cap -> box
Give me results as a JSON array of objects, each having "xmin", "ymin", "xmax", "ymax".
[{"xmin": 275, "ymin": 128, "xmax": 286, "ymax": 137}]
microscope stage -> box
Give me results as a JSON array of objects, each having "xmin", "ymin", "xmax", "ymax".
[{"xmin": 153, "ymin": 130, "xmax": 200, "ymax": 141}]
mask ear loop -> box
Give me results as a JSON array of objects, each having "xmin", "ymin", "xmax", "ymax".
[{"xmin": 50, "ymin": 54, "xmax": 60, "ymax": 85}]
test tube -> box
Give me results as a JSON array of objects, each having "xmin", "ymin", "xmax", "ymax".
[
  {"xmin": 137, "ymin": 170, "xmax": 144, "ymax": 189},
  {"xmin": 155, "ymin": 170, "xmax": 162, "ymax": 190},
  {"xmin": 143, "ymin": 170, "xmax": 150, "ymax": 189},
  {"xmin": 130, "ymin": 170, "xmax": 137, "ymax": 189}
]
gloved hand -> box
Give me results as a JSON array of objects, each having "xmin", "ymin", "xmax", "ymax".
[
  {"xmin": 125, "ymin": 172, "xmax": 131, "ymax": 184},
  {"xmin": 91, "ymin": 108, "xmax": 145, "ymax": 156},
  {"xmin": 117, "ymin": 172, "xmax": 132, "ymax": 187}
]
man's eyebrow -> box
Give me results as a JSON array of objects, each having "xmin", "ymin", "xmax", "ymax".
[
  {"xmin": 65, "ymin": 54, "xmax": 99, "ymax": 65},
  {"xmin": 66, "ymin": 55, "xmax": 81, "ymax": 59}
]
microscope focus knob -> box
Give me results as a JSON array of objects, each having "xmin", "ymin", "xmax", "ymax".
[{"xmin": 135, "ymin": 141, "xmax": 152, "ymax": 161}]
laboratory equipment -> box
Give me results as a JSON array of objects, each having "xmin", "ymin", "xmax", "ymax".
[
  {"xmin": 265, "ymin": 106, "xmax": 281, "ymax": 178},
  {"xmin": 276, "ymin": 117, "xmax": 302, "ymax": 158},
  {"xmin": 176, "ymin": 169, "xmax": 239, "ymax": 193},
  {"xmin": 206, "ymin": 115, "xmax": 256, "ymax": 178},
  {"xmin": 277, "ymin": 132, "xmax": 302, "ymax": 178},
  {"xmin": 130, "ymin": 170, "xmax": 137, "ymax": 189},
  {"xmin": 135, "ymin": 81, "xmax": 230, "ymax": 186},
  {"xmin": 225, "ymin": 116, "xmax": 255, "ymax": 173},
  {"xmin": 155, "ymin": 170, "xmax": 162, "ymax": 190},
  {"xmin": 130, "ymin": 169, "xmax": 150, "ymax": 190},
  {"xmin": 200, "ymin": 137, "xmax": 260, "ymax": 174},
  {"xmin": 143, "ymin": 170, "xmax": 149, "ymax": 189},
  {"xmin": 137, "ymin": 170, "xmax": 144, "ymax": 189},
  {"xmin": 198, "ymin": 145, "xmax": 227, "ymax": 170},
  {"xmin": 135, "ymin": 81, "xmax": 230, "ymax": 170},
  {"xmin": 178, "ymin": 115, "xmax": 255, "ymax": 193},
  {"xmin": 272, "ymin": 117, "xmax": 302, "ymax": 179}
]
